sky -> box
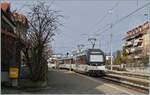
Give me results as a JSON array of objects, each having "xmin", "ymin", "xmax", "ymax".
[{"xmin": 7, "ymin": 0, "xmax": 150, "ymax": 55}]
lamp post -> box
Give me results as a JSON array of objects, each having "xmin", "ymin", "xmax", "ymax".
[
  {"xmin": 109, "ymin": 9, "xmax": 113, "ymax": 71},
  {"xmin": 110, "ymin": 24, "xmax": 113, "ymax": 71}
]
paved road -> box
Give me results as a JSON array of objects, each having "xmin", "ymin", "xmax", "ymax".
[{"xmin": 1, "ymin": 69, "xmax": 146, "ymax": 94}]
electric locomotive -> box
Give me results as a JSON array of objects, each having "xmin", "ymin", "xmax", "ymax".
[{"xmin": 73, "ymin": 48, "xmax": 106, "ymax": 76}]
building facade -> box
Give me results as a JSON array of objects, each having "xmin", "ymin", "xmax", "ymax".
[
  {"xmin": 1, "ymin": 2, "xmax": 17, "ymax": 85},
  {"xmin": 123, "ymin": 21, "xmax": 149, "ymax": 66},
  {"xmin": 1, "ymin": 1, "xmax": 28, "ymax": 86}
]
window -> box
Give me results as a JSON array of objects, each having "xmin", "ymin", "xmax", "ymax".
[{"xmin": 90, "ymin": 55, "xmax": 103, "ymax": 62}]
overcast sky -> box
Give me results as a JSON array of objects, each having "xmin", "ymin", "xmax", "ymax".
[{"xmin": 8, "ymin": 0, "xmax": 149, "ymax": 55}]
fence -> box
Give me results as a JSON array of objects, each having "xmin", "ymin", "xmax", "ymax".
[
  {"xmin": 125, "ymin": 63, "xmax": 149, "ymax": 73},
  {"xmin": 106, "ymin": 63, "xmax": 149, "ymax": 74}
]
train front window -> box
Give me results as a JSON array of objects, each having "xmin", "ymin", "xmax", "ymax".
[{"xmin": 90, "ymin": 55, "xmax": 103, "ymax": 62}]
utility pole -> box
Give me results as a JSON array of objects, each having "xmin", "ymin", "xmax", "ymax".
[
  {"xmin": 109, "ymin": 9, "xmax": 113, "ymax": 71},
  {"xmin": 110, "ymin": 24, "xmax": 113, "ymax": 71}
]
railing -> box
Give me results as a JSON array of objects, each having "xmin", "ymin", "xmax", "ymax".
[{"xmin": 106, "ymin": 64, "xmax": 149, "ymax": 73}]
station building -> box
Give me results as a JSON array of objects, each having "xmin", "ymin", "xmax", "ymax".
[{"xmin": 1, "ymin": 1, "xmax": 28, "ymax": 86}]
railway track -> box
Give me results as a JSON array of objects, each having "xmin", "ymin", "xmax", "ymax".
[
  {"xmin": 71, "ymin": 70, "xmax": 148, "ymax": 94},
  {"xmin": 56, "ymin": 68, "xmax": 149, "ymax": 93},
  {"xmin": 100, "ymin": 73, "xmax": 149, "ymax": 94},
  {"xmin": 107, "ymin": 70, "xmax": 149, "ymax": 80},
  {"xmin": 72, "ymin": 69, "xmax": 149, "ymax": 94}
]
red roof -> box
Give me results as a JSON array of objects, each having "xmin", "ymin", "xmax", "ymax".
[
  {"xmin": 123, "ymin": 21, "xmax": 149, "ymax": 40},
  {"xmin": 13, "ymin": 12, "xmax": 28, "ymax": 27},
  {"xmin": 1, "ymin": 2, "xmax": 10, "ymax": 12}
]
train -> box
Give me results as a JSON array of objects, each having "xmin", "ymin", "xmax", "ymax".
[{"xmin": 58, "ymin": 48, "xmax": 106, "ymax": 76}]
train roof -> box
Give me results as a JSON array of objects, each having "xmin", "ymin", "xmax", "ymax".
[
  {"xmin": 87, "ymin": 48, "xmax": 104, "ymax": 53},
  {"xmin": 61, "ymin": 56, "xmax": 73, "ymax": 60},
  {"xmin": 74, "ymin": 48, "xmax": 104, "ymax": 57}
]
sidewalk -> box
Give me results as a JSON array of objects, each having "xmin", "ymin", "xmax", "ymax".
[
  {"xmin": 18, "ymin": 79, "xmax": 47, "ymax": 88},
  {"xmin": 1, "ymin": 79, "xmax": 47, "ymax": 94},
  {"xmin": 1, "ymin": 86, "xmax": 21, "ymax": 94}
]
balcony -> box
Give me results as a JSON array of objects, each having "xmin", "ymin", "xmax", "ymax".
[
  {"xmin": 126, "ymin": 46, "xmax": 143, "ymax": 54},
  {"xmin": 134, "ymin": 54, "xmax": 143, "ymax": 59},
  {"xmin": 133, "ymin": 39, "xmax": 143, "ymax": 46},
  {"xmin": 125, "ymin": 41, "xmax": 133, "ymax": 47},
  {"xmin": 134, "ymin": 46, "xmax": 143, "ymax": 51}
]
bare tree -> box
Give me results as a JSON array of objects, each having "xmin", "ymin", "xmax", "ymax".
[{"xmin": 24, "ymin": 2, "xmax": 63, "ymax": 81}]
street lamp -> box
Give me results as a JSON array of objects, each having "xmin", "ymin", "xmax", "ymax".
[
  {"xmin": 110, "ymin": 24, "xmax": 113, "ymax": 71},
  {"xmin": 109, "ymin": 9, "xmax": 113, "ymax": 71}
]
